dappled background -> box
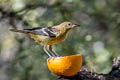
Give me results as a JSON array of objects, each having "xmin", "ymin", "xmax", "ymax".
[{"xmin": 0, "ymin": 0, "xmax": 120, "ymax": 80}]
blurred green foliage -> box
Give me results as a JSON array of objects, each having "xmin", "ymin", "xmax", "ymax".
[{"xmin": 0, "ymin": 0, "xmax": 120, "ymax": 80}]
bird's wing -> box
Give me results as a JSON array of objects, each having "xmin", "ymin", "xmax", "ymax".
[{"xmin": 24, "ymin": 27, "xmax": 57, "ymax": 38}]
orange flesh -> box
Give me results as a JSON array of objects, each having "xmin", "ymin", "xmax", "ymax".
[{"xmin": 47, "ymin": 54, "xmax": 82, "ymax": 76}]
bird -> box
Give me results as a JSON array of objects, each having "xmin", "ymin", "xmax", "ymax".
[{"xmin": 10, "ymin": 21, "xmax": 80, "ymax": 57}]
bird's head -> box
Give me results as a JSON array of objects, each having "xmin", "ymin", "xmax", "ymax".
[
  {"xmin": 54, "ymin": 21, "xmax": 80, "ymax": 36},
  {"xmin": 59, "ymin": 21, "xmax": 80, "ymax": 31}
]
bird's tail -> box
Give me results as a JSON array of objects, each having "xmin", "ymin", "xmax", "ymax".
[{"xmin": 10, "ymin": 29, "xmax": 29, "ymax": 34}]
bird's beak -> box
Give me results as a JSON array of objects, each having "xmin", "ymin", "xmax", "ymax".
[{"xmin": 73, "ymin": 24, "xmax": 80, "ymax": 27}]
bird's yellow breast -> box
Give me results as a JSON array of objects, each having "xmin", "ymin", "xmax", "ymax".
[
  {"xmin": 47, "ymin": 33, "xmax": 67, "ymax": 45},
  {"xmin": 29, "ymin": 32, "xmax": 67, "ymax": 45}
]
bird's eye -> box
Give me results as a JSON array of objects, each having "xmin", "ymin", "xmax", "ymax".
[{"xmin": 68, "ymin": 24, "xmax": 71, "ymax": 26}]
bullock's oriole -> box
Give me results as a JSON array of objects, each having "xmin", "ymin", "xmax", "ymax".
[{"xmin": 10, "ymin": 21, "xmax": 80, "ymax": 57}]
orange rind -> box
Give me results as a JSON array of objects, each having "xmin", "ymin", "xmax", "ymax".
[{"xmin": 47, "ymin": 54, "xmax": 82, "ymax": 76}]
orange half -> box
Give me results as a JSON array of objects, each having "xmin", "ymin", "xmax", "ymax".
[{"xmin": 47, "ymin": 54, "xmax": 82, "ymax": 76}]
